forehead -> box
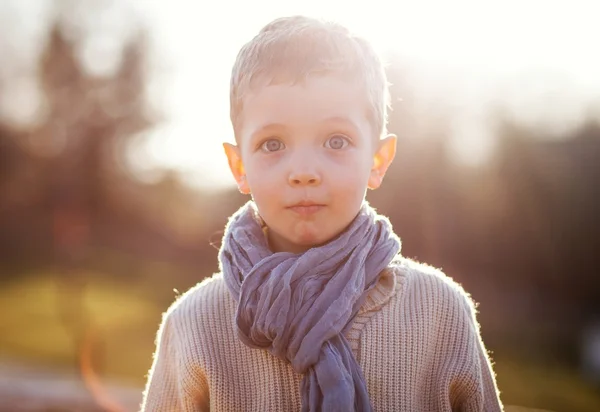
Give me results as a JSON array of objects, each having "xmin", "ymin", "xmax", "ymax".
[{"xmin": 237, "ymin": 75, "xmax": 373, "ymax": 140}]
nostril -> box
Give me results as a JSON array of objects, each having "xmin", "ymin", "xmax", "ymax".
[{"xmin": 289, "ymin": 174, "xmax": 319, "ymax": 185}]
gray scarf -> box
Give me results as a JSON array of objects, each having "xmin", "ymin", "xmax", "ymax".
[{"xmin": 219, "ymin": 201, "xmax": 401, "ymax": 411}]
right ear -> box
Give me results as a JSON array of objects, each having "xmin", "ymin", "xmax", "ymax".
[{"xmin": 223, "ymin": 143, "xmax": 250, "ymax": 194}]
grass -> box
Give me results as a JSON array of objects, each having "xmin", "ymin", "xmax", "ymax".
[
  {"xmin": 0, "ymin": 270, "xmax": 599, "ymax": 411},
  {"xmin": 0, "ymin": 271, "xmax": 168, "ymax": 386}
]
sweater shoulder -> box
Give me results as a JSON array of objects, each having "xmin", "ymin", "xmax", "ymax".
[
  {"xmin": 163, "ymin": 272, "xmax": 234, "ymax": 331},
  {"xmin": 394, "ymin": 257, "xmax": 477, "ymax": 317}
]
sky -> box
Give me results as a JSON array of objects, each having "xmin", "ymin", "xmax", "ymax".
[{"xmin": 1, "ymin": 0, "xmax": 600, "ymax": 188}]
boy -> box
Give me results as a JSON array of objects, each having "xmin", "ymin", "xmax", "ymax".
[{"xmin": 141, "ymin": 15, "xmax": 503, "ymax": 411}]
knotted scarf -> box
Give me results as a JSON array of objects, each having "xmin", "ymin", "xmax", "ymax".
[{"xmin": 219, "ymin": 201, "xmax": 401, "ymax": 411}]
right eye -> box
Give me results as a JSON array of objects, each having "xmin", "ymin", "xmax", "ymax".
[{"xmin": 260, "ymin": 139, "xmax": 285, "ymax": 152}]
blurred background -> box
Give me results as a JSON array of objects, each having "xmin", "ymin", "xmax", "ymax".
[{"xmin": 1, "ymin": 0, "xmax": 599, "ymax": 411}]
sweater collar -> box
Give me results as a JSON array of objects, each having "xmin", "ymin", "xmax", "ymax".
[{"xmin": 359, "ymin": 259, "xmax": 403, "ymax": 314}]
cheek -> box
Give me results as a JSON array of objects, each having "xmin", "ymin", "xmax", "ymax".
[
  {"xmin": 245, "ymin": 158, "xmax": 282, "ymax": 189},
  {"xmin": 332, "ymin": 154, "xmax": 372, "ymax": 186}
]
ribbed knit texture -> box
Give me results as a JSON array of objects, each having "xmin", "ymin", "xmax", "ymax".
[{"xmin": 141, "ymin": 258, "xmax": 503, "ymax": 411}]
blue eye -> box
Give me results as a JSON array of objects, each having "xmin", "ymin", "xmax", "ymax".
[
  {"xmin": 325, "ymin": 135, "xmax": 349, "ymax": 150},
  {"xmin": 261, "ymin": 139, "xmax": 285, "ymax": 152}
]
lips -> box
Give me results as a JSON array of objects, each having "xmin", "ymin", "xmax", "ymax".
[{"xmin": 287, "ymin": 201, "xmax": 325, "ymax": 216}]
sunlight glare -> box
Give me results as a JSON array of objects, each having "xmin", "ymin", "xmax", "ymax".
[
  {"xmin": 2, "ymin": 0, "xmax": 599, "ymax": 187},
  {"xmin": 0, "ymin": 0, "xmax": 580, "ymax": 187},
  {"xmin": 137, "ymin": 0, "xmax": 600, "ymax": 187}
]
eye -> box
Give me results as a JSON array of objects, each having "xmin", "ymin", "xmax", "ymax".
[
  {"xmin": 325, "ymin": 135, "xmax": 350, "ymax": 150},
  {"xmin": 260, "ymin": 139, "xmax": 285, "ymax": 152}
]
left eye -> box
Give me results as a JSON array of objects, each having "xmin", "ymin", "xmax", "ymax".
[{"xmin": 325, "ymin": 135, "xmax": 349, "ymax": 150}]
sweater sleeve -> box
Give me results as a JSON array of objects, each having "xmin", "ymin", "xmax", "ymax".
[
  {"xmin": 140, "ymin": 309, "xmax": 210, "ymax": 412},
  {"xmin": 452, "ymin": 293, "xmax": 503, "ymax": 412}
]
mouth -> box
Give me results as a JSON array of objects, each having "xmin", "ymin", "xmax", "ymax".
[{"xmin": 287, "ymin": 201, "xmax": 326, "ymax": 216}]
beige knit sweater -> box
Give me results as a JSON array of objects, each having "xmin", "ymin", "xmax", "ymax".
[{"xmin": 141, "ymin": 258, "xmax": 503, "ymax": 411}]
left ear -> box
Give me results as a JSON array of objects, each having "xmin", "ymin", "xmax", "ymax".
[
  {"xmin": 223, "ymin": 142, "xmax": 251, "ymax": 194},
  {"xmin": 368, "ymin": 134, "xmax": 397, "ymax": 190}
]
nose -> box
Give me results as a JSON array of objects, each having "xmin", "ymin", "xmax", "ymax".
[
  {"xmin": 288, "ymin": 170, "xmax": 321, "ymax": 186},
  {"xmin": 287, "ymin": 148, "xmax": 322, "ymax": 186}
]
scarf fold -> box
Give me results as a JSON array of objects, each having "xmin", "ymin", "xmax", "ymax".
[{"xmin": 219, "ymin": 201, "xmax": 401, "ymax": 412}]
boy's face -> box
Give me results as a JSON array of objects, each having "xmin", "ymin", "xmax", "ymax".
[{"xmin": 224, "ymin": 75, "xmax": 396, "ymax": 253}]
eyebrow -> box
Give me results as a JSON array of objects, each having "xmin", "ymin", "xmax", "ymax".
[
  {"xmin": 258, "ymin": 117, "xmax": 358, "ymax": 130},
  {"xmin": 321, "ymin": 116, "xmax": 361, "ymax": 130},
  {"xmin": 322, "ymin": 116, "xmax": 354, "ymax": 123},
  {"xmin": 249, "ymin": 123, "xmax": 288, "ymax": 141},
  {"xmin": 249, "ymin": 116, "xmax": 362, "ymax": 141}
]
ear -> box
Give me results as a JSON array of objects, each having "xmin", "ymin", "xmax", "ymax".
[
  {"xmin": 368, "ymin": 134, "xmax": 397, "ymax": 190},
  {"xmin": 223, "ymin": 143, "xmax": 251, "ymax": 194}
]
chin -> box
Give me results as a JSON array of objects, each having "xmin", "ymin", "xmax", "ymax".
[{"xmin": 294, "ymin": 231, "xmax": 334, "ymax": 248}]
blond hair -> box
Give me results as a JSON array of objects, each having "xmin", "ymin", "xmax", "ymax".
[{"xmin": 230, "ymin": 16, "xmax": 390, "ymax": 139}]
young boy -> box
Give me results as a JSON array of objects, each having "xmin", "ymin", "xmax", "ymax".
[{"xmin": 141, "ymin": 15, "xmax": 503, "ymax": 412}]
